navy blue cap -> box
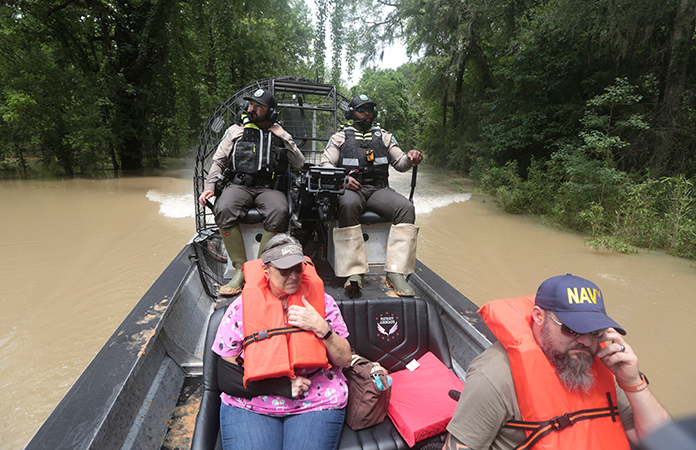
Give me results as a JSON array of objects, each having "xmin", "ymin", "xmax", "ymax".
[{"xmin": 535, "ymin": 274, "xmax": 626, "ymax": 335}]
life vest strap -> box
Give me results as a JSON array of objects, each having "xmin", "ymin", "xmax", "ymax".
[
  {"xmin": 505, "ymin": 401, "xmax": 620, "ymax": 450},
  {"xmin": 242, "ymin": 326, "xmax": 304, "ymax": 349}
]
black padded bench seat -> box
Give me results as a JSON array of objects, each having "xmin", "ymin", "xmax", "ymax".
[
  {"xmin": 359, "ymin": 210, "xmax": 391, "ymax": 225},
  {"xmin": 241, "ymin": 208, "xmax": 263, "ymax": 224},
  {"xmin": 243, "ymin": 208, "xmax": 389, "ymax": 225},
  {"xmin": 236, "ymin": 179, "xmax": 392, "ymax": 226},
  {"xmin": 191, "ymin": 296, "xmax": 453, "ymax": 450}
]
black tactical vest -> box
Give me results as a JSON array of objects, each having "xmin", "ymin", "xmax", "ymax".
[
  {"xmin": 230, "ymin": 123, "xmax": 289, "ymax": 187},
  {"xmin": 339, "ymin": 126, "xmax": 389, "ymax": 187}
]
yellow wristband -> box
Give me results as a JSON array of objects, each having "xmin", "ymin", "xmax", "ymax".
[{"xmin": 618, "ymin": 372, "xmax": 649, "ymax": 392}]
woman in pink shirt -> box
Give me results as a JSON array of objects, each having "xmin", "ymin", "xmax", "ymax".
[{"xmin": 212, "ymin": 234, "xmax": 352, "ymax": 449}]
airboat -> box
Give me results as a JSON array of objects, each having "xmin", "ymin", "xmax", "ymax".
[{"xmin": 24, "ymin": 77, "xmax": 494, "ymax": 450}]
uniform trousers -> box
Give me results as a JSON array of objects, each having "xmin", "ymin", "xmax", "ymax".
[
  {"xmin": 337, "ymin": 185, "xmax": 415, "ymax": 228},
  {"xmin": 214, "ymin": 184, "xmax": 289, "ymax": 231}
]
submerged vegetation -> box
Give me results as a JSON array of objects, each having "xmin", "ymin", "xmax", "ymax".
[{"xmin": 2, "ymin": 0, "xmax": 696, "ymax": 259}]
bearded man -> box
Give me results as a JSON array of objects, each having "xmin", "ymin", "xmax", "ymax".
[
  {"xmin": 443, "ymin": 274, "xmax": 671, "ymax": 450},
  {"xmin": 198, "ymin": 88, "xmax": 305, "ymax": 296}
]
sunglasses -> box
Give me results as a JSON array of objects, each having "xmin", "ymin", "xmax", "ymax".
[
  {"xmin": 547, "ymin": 315, "xmax": 606, "ymax": 338},
  {"xmin": 269, "ymin": 263, "xmax": 304, "ymax": 277},
  {"xmin": 355, "ymin": 106, "xmax": 372, "ymax": 113}
]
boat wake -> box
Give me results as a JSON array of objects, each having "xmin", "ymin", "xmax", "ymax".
[
  {"xmin": 414, "ymin": 192, "xmax": 472, "ymax": 215},
  {"xmin": 146, "ymin": 189, "xmax": 472, "ymax": 219},
  {"xmin": 146, "ymin": 190, "xmax": 195, "ymax": 218}
]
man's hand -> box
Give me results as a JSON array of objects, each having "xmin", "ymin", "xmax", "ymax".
[
  {"xmin": 268, "ymin": 123, "xmax": 286, "ymax": 138},
  {"xmin": 345, "ymin": 176, "xmax": 362, "ymax": 191},
  {"xmin": 408, "ymin": 150, "xmax": 424, "ymax": 166},
  {"xmin": 199, "ymin": 189, "xmax": 214, "ymax": 206},
  {"xmin": 290, "ymin": 375, "xmax": 312, "ymax": 398},
  {"xmin": 597, "ymin": 329, "xmax": 672, "ymax": 441},
  {"xmin": 596, "ymin": 328, "xmax": 641, "ymax": 386}
]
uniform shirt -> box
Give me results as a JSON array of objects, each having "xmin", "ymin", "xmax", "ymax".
[
  {"xmin": 320, "ymin": 126, "xmax": 413, "ymax": 177},
  {"xmin": 446, "ymin": 341, "xmax": 635, "ymax": 450},
  {"xmin": 204, "ymin": 124, "xmax": 305, "ymax": 192},
  {"xmin": 212, "ymin": 292, "xmax": 349, "ymax": 416}
]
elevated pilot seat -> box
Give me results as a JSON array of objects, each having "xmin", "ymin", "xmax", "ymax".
[
  {"xmin": 191, "ymin": 296, "xmax": 453, "ymax": 450},
  {"xmin": 221, "ymin": 208, "xmax": 265, "ymax": 278}
]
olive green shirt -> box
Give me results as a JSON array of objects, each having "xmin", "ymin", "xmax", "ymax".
[{"xmin": 446, "ymin": 341, "xmax": 634, "ymax": 450}]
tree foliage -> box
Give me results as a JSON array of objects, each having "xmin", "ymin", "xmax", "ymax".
[
  {"xmin": 360, "ymin": 0, "xmax": 696, "ymax": 179},
  {"xmin": 350, "ymin": 67, "xmax": 418, "ymax": 150},
  {"xmin": 352, "ymin": 0, "xmax": 696, "ymax": 257},
  {"xmin": 0, "ymin": 0, "xmax": 314, "ymax": 176}
]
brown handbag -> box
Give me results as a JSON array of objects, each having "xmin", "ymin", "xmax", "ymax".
[{"xmin": 344, "ymin": 353, "xmax": 392, "ymax": 430}]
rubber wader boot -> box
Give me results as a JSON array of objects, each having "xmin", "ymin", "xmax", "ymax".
[
  {"xmin": 385, "ymin": 223, "xmax": 419, "ymax": 297},
  {"xmin": 386, "ymin": 272, "xmax": 415, "ymax": 297},
  {"xmin": 219, "ymin": 226, "xmax": 246, "ymax": 296},
  {"xmin": 332, "ymin": 225, "xmax": 367, "ymax": 292},
  {"xmin": 345, "ymin": 274, "xmax": 363, "ymax": 290},
  {"xmin": 257, "ymin": 229, "xmax": 275, "ymax": 258}
]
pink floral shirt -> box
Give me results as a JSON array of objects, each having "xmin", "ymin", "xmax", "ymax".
[{"xmin": 212, "ymin": 293, "xmax": 349, "ymax": 416}]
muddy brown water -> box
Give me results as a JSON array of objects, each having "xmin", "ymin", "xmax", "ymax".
[{"xmin": 1, "ymin": 166, "xmax": 694, "ymax": 449}]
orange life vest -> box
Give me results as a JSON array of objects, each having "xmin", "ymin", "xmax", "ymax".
[
  {"xmin": 241, "ymin": 258, "xmax": 330, "ymax": 387},
  {"xmin": 479, "ymin": 295, "xmax": 631, "ymax": 450}
]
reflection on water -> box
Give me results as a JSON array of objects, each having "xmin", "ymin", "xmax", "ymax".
[{"xmin": 1, "ymin": 166, "xmax": 694, "ymax": 449}]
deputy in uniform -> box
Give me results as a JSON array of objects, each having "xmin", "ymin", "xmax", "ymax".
[
  {"xmin": 198, "ymin": 88, "xmax": 305, "ymax": 296},
  {"xmin": 320, "ymin": 95, "xmax": 424, "ymax": 296}
]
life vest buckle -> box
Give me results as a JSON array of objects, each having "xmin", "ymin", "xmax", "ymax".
[
  {"xmin": 252, "ymin": 330, "xmax": 269, "ymax": 342},
  {"xmin": 550, "ymin": 413, "xmax": 572, "ymax": 431}
]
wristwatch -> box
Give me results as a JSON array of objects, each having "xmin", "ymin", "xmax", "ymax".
[{"xmin": 319, "ymin": 321, "xmax": 333, "ymax": 340}]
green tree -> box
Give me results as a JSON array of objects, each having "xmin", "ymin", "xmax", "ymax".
[
  {"xmin": 0, "ymin": 0, "xmax": 315, "ymax": 176},
  {"xmin": 351, "ymin": 67, "xmax": 417, "ymax": 149}
]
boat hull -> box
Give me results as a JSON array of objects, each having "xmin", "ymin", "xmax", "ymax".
[{"xmin": 24, "ymin": 238, "xmax": 493, "ymax": 450}]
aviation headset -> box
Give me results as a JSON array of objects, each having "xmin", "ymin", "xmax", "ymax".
[{"xmin": 344, "ymin": 94, "xmax": 378, "ymax": 121}]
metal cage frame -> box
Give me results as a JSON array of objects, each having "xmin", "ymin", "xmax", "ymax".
[{"xmin": 193, "ymin": 76, "xmax": 351, "ymax": 233}]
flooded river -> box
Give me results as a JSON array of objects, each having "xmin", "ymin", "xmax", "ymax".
[{"xmin": 1, "ymin": 166, "xmax": 694, "ymax": 449}]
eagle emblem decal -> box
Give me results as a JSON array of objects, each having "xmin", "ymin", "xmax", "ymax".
[{"xmin": 376, "ymin": 312, "xmax": 399, "ymax": 341}]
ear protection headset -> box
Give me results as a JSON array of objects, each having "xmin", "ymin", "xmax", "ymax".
[
  {"xmin": 345, "ymin": 95, "xmax": 378, "ymax": 121},
  {"xmin": 344, "ymin": 104, "xmax": 377, "ymax": 121},
  {"xmin": 244, "ymin": 101, "xmax": 279, "ymax": 123}
]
